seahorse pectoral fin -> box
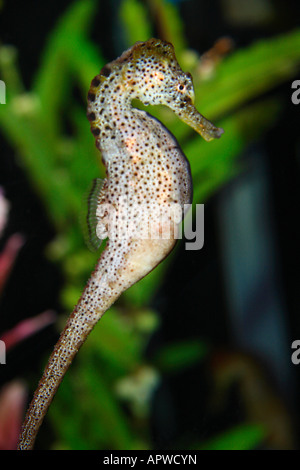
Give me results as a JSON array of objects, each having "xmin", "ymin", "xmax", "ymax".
[
  {"xmin": 81, "ymin": 177, "xmax": 107, "ymax": 252},
  {"xmin": 175, "ymin": 100, "xmax": 224, "ymax": 142}
]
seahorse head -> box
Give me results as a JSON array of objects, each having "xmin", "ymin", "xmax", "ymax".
[
  {"xmin": 88, "ymin": 39, "xmax": 223, "ymax": 142},
  {"xmin": 121, "ymin": 38, "xmax": 223, "ymax": 142},
  {"xmin": 123, "ymin": 39, "xmax": 195, "ymax": 104}
]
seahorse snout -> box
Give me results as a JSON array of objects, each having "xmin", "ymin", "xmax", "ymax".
[{"xmin": 171, "ymin": 98, "xmax": 224, "ymax": 142}]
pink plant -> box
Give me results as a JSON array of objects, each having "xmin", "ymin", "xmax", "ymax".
[
  {"xmin": 0, "ymin": 187, "xmax": 25, "ymax": 294},
  {"xmin": 0, "ymin": 187, "xmax": 57, "ymax": 448},
  {"xmin": 0, "ymin": 233, "xmax": 25, "ymax": 295},
  {"xmin": 0, "ymin": 381, "xmax": 27, "ymax": 450},
  {"xmin": 1, "ymin": 310, "xmax": 56, "ymax": 351}
]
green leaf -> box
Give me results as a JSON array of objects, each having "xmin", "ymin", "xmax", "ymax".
[
  {"xmin": 189, "ymin": 97, "xmax": 282, "ymax": 203},
  {"xmin": 155, "ymin": 28, "xmax": 300, "ymax": 142},
  {"xmin": 149, "ymin": 0, "xmax": 186, "ymax": 56},
  {"xmin": 154, "ymin": 340, "xmax": 209, "ymax": 373},
  {"xmin": 120, "ymin": 0, "xmax": 153, "ymax": 45},
  {"xmin": 196, "ymin": 28, "xmax": 300, "ymax": 119},
  {"xmin": 196, "ymin": 424, "xmax": 265, "ymax": 450},
  {"xmin": 33, "ymin": 0, "xmax": 103, "ymax": 136}
]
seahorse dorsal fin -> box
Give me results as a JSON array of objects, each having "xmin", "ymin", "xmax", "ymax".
[{"xmin": 81, "ymin": 178, "xmax": 106, "ymax": 252}]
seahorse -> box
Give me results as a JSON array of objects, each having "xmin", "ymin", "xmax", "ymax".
[{"xmin": 18, "ymin": 38, "xmax": 223, "ymax": 450}]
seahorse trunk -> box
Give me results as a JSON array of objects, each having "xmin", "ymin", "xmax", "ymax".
[{"xmin": 18, "ymin": 235, "xmax": 175, "ymax": 450}]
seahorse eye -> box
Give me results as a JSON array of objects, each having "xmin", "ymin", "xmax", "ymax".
[{"xmin": 176, "ymin": 83, "xmax": 186, "ymax": 93}]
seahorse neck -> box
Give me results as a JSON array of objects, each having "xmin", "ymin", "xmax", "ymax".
[{"xmin": 97, "ymin": 80, "xmax": 151, "ymax": 167}]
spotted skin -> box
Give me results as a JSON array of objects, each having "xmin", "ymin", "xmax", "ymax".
[{"xmin": 18, "ymin": 39, "xmax": 223, "ymax": 450}]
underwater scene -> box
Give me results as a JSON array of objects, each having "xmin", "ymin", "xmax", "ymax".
[{"xmin": 0, "ymin": 0, "xmax": 300, "ymax": 452}]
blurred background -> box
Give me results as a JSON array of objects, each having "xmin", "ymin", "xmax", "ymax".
[{"xmin": 0, "ymin": 0, "xmax": 300, "ymax": 450}]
